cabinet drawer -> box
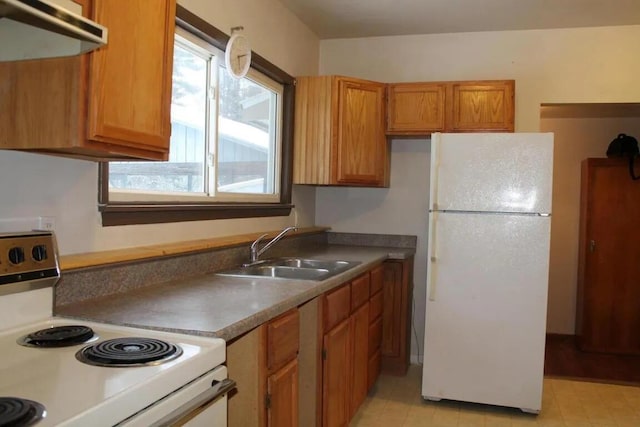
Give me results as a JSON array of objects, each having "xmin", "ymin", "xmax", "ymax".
[
  {"xmin": 370, "ymin": 264, "xmax": 384, "ymax": 295},
  {"xmin": 351, "ymin": 274, "xmax": 370, "ymax": 311},
  {"xmin": 267, "ymin": 309, "xmax": 300, "ymax": 373},
  {"xmin": 369, "ymin": 291, "xmax": 382, "ymax": 322},
  {"xmin": 368, "ymin": 316, "xmax": 382, "ymax": 357},
  {"xmin": 324, "ymin": 284, "xmax": 351, "ymax": 331}
]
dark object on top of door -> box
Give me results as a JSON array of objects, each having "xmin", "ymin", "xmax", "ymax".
[{"xmin": 606, "ymin": 133, "xmax": 640, "ymax": 180}]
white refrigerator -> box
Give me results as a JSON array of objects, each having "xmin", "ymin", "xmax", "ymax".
[{"xmin": 421, "ymin": 132, "xmax": 554, "ymax": 414}]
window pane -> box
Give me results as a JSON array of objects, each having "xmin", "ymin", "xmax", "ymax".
[
  {"xmin": 109, "ymin": 43, "xmax": 208, "ymax": 194},
  {"xmin": 217, "ymin": 68, "xmax": 278, "ymax": 194}
]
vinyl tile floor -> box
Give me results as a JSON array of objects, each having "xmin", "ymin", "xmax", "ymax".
[{"xmin": 350, "ymin": 365, "xmax": 640, "ymax": 426}]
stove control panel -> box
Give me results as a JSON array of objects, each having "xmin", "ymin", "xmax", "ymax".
[{"xmin": 0, "ymin": 232, "xmax": 60, "ymax": 295}]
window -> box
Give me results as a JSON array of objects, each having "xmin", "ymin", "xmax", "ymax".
[
  {"xmin": 99, "ymin": 6, "xmax": 294, "ymax": 226},
  {"xmin": 109, "ymin": 31, "xmax": 282, "ymax": 202}
]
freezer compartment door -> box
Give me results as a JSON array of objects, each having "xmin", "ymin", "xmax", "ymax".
[
  {"xmin": 422, "ymin": 212, "xmax": 550, "ymax": 411},
  {"xmin": 430, "ymin": 133, "xmax": 553, "ymax": 214}
]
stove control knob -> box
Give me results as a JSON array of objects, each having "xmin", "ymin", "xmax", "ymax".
[
  {"xmin": 32, "ymin": 245, "xmax": 48, "ymax": 262},
  {"xmin": 8, "ymin": 247, "xmax": 25, "ymax": 265}
]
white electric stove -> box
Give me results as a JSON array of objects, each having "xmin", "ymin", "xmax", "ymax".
[{"xmin": 0, "ymin": 232, "xmax": 232, "ymax": 427}]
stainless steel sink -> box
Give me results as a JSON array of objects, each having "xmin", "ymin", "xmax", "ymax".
[
  {"xmin": 269, "ymin": 258, "xmax": 357, "ymax": 271},
  {"xmin": 216, "ymin": 258, "xmax": 361, "ymax": 281}
]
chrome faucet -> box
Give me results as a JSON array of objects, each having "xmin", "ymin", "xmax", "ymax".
[{"xmin": 249, "ymin": 226, "xmax": 298, "ymax": 264}]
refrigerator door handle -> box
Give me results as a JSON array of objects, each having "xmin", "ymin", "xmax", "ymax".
[{"xmin": 428, "ymin": 211, "xmax": 438, "ymax": 301}]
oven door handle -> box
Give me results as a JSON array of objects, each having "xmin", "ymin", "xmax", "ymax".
[{"xmin": 150, "ymin": 378, "xmax": 236, "ymax": 427}]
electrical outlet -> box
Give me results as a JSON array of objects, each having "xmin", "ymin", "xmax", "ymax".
[{"xmin": 38, "ymin": 216, "xmax": 55, "ymax": 231}]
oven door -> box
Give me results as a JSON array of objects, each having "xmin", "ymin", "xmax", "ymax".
[{"xmin": 118, "ymin": 366, "xmax": 235, "ymax": 427}]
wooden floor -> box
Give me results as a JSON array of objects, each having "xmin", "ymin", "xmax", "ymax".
[{"xmin": 544, "ymin": 334, "xmax": 640, "ymax": 385}]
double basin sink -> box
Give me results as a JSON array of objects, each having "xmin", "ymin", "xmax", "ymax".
[{"xmin": 217, "ymin": 257, "xmax": 361, "ymax": 281}]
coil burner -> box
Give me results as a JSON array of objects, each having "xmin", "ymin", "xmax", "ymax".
[
  {"xmin": 0, "ymin": 397, "xmax": 46, "ymax": 427},
  {"xmin": 76, "ymin": 337, "xmax": 183, "ymax": 367},
  {"xmin": 18, "ymin": 325, "xmax": 97, "ymax": 348}
]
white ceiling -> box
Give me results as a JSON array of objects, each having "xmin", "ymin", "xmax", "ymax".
[{"xmin": 276, "ymin": 0, "xmax": 640, "ymax": 39}]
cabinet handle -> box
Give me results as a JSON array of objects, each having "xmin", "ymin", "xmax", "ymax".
[{"xmin": 589, "ymin": 240, "xmax": 596, "ymax": 253}]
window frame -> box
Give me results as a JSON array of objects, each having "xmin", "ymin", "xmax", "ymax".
[{"xmin": 98, "ymin": 5, "xmax": 295, "ymax": 226}]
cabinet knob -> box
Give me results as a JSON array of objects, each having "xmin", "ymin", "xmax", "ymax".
[{"xmin": 589, "ymin": 240, "xmax": 596, "ymax": 253}]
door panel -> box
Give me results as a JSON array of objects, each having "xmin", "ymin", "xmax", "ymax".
[
  {"xmin": 431, "ymin": 133, "xmax": 553, "ymax": 213},
  {"xmin": 423, "ymin": 212, "xmax": 550, "ymax": 410},
  {"xmin": 322, "ymin": 319, "xmax": 350, "ymax": 427},
  {"xmin": 350, "ymin": 302, "xmax": 369, "ymax": 417},
  {"xmin": 336, "ymin": 79, "xmax": 386, "ymax": 185},
  {"xmin": 267, "ymin": 359, "xmax": 298, "ymax": 427},
  {"xmin": 381, "ymin": 263, "xmax": 401, "ymax": 357},
  {"xmin": 88, "ymin": 0, "xmax": 175, "ymax": 152},
  {"xmin": 580, "ymin": 160, "xmax": 640, "ymax": 353}
]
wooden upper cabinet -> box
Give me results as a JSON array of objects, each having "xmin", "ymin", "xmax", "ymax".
[
  {"xmin": 384, "ymin": 79, "xmax": 515, "ymax": 135},
  {"xmin": 448, "ymin": 80, "xmax": 515, "ymax": 132},
  {"xmin": 293, "ymin": 76, "xmax": 389, "ymax": 187},
  {"xmin": 0, "ymin": 0, "xmax": 176, "ymax": 160},
  {"xmin": 87, "ymin": 0, "xmax": 176, "ymax": 154},
  {"xmin": 387, "ymin": 83, "xmax": 446, "ymax": 135}
]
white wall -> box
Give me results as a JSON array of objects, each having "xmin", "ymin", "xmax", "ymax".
[
  {"xmin": 0, "ymin": 0, "xmax": 319, "ymax": 255},
  {"xmin": 316, "ymin": 25, "xmax": 640, "ymax": 361},
  {"xmin": 541, "ymin": 114, "xmax": 640, "ymax": 334}
]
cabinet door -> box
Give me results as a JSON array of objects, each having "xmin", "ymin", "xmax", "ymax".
[
  {"xmin": 578, "ymin": 159, "xmax": 640, "ymax": 354},
  {"xmin": 387, "ymin": 83, "xmax": 446, "ymax": 135},
  {"xmin": 350, "ymin": 302, "xmax": 369, "ymax": 417},
  {"xmin": 267, "ymin": 359, "xmax": 299, "ymax": 427},
  {"xmin": 322, "ymin": 319, "xmax": 351, "ymax": 427},
  {"xmin": 367, "ymin": 316, "xmax": 382, "ymax": 390},
  {"xmin": 335, "ymin": 78, "xmax": 388, "ymax": 186},
  {"xmin": 381, "ymin": 258, "xmax": 413, "ymax": 375},
  {"xmin": 381, "ymin": 262, "xmax": 402, "ymax": 357},
  {"xmin": 448, "ymin": 80, "xmax": 514, "ymax": 132},
  {"xmin": 87, "ymin": 0, "xmax": 176, "ymax": 156}
]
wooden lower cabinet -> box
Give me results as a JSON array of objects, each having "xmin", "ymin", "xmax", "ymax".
[
  {"xmin": 321, "ymin": 272, "xmax": 375, "ymax": 427},
  {"xmin": 381, "ymin": 257, "xmax": 414, "ymax": 375},
  {"xmin": 267, "ymin": 359, "xmax": 299, "ymax": 427},
  {"xmin": 228, "ymin": 261, "xmax": 413, "ymax": 427},
  {"xmin": 227, "ymin": 308, "xmax": 299, "ymax": 427},
  {"xmin": 322, "ymin": 318, "xmax": 351, "ymax": 427}
]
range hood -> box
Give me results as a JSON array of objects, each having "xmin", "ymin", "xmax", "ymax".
[{"xmin": 0, "ymin": 0, "xmax": 107, "ymax": 61}]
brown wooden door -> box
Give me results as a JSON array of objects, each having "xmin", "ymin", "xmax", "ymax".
[
  {"xmin": 578, "ymin": 158, "xmax": 640, "ymax": 354},
  {"xmin": 335, "ymin": 78, "xmax": 387, "ymax": 186},
  {"xmin": 350, "ymin": 302, "xmax": 369, "ymax": 417},
  {"xmin": 387, "ymin": 83, "xmax": 446, "ymax": 135},
  {"xmin": 448, "ymin": 80, "xmax": 514, "ymax": 132},
  {"xmin": 322, "ymin": 319, "xmax": 351, "ymax": 427},
  {"xmin": 87, "ymin": 0, "xmax": 176, "ymax": 156},
  {"xmin": 267, "ymin": 359, "xmax": 299, "ymax": 427}
]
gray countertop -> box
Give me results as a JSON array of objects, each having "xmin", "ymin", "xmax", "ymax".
[{"xmin": 57, "ymin": 245, "xmax": 414, "ymax": 342}]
